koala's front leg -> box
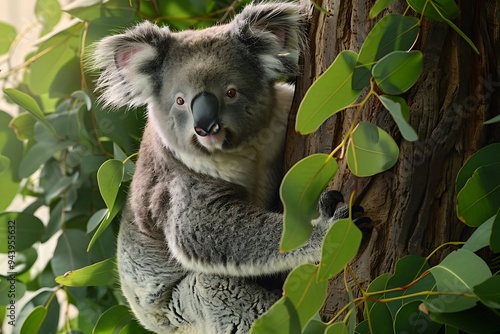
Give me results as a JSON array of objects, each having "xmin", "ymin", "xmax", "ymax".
[{"xmin": 165, "ymin": 173, "xmax": 344, "ymax": 277}]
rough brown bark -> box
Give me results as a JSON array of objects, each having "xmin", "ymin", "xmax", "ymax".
[{"xmin": 285, "ymin": 0, "xmax": 500, "ymax": 319}]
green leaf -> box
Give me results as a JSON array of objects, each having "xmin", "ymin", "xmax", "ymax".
[
  {"xmin": 427, "ymin": 249, "xmax": 490, "ymax": 313},
  {"xmin": 0, "ymin": 212, "xmax": 45, "ymax": 253},
  {"xmin": 19, "ymin": 141, "xmax": 72, "ymax": 178},
  {"xmin": 20, "ymin": 306, "xmax": 47, "ymax": 334},
  {"xmin": 364, "ymin": 273, "xmax": 389, "ymax": 318},
  {"xmin": 0, "ymin": 22, "xmax": 16, "ymax": 55},
  {"xmin": 93, "ymin": 305, "xmax": 134, "ymax": 334},
  {"xmin": 407, "ymin": 0, "xmax": 459, "ymax": 21},
  {"xmin": 251, "ymin": 264, "xmax": 327, "ymax": 334},
  {"xmin": 28, "ymin": 21, "xmax": 83, "ymax": 98},
  {"xmin": 280, "ymin": 154, "xmax": 338, "ymax": 252},
  {"xmin": 378, "ymin": 95, "xmax": 418, "ymax": 141},
  {"xmin": 462, "ymin": 214, "xmax": 495, "ymax": 252},
  {"xmin": 491, "ymin": 211, "xmax": 500, "ymax": 253},
  {"xmin": 372, "ymin": 51, "xmax": 423, "ymax": 94},
  {"xmin": 346, "ymin": 122, "xmax": 400, "ymax": 177},
  {"xmin": 317, "ymin": 218, "xmax": 362, "ymax": 282},
  {"xmin": 51, "ymin": 229, "xmax": 91, "ymax": 276},
  {"xmin": 250, "ymin": 297, "xmax": 301, "ymax": 334},
  {"xmin": 369, "ymin": 0, "xmax": 399, "ymax": 18},
  {"xmin": 296, "ymin": 50, "xmax": 362, "ymax": 134},
  {"xmin": 9, "ymin": 112, "xmax": 36, "ymax": 140},
  {"xmin": 0, "ymin": 111, "xmax": 23, "ymax": 211},
  {"xmin": 36, "ymin": 0, "xmax": 62, "ymax": 36},
  {"xmin": 394, "ymin": 301, "xmax": 441, "ymax": 334},
  {"xmin": 284, "ymin": 264, "xmax": 328, "ymax": 331},
  {"xmin": 430, "ymin": 304, "xmax": 500, "ymax": 334},
  {"xmin": 484, "ymin": 114, "xmax": 500, "ymax": 125},
  {"xmin": 86, "ymin": 208, "xmax": 108, "ymax": 234},
  {"xmin": 473, "ymin": 275, "xmax": 500, "ymax": 309},
  {"xmin": 456, "ymin": 163, "xmax": 500, "ymax": 227},
  {"xmin": 325, "ymin": 322, "xmax": 349, "ymax": 334},
  {"xmin": 456, "ymin": 143, "xmax": 500, "ymax": 194},
  {"xmin": 3, "ymin": 88, "xmax": 58, "ymax": 137},
  {"xmin": 55, "ymin": 257, "xmax": 117, "ymax": 286},
  {"xmin": 97, "ymin": 159, "xmax": 124, "ymax": 212},
  {"xmin": 88, "ymin": 189, "xmax": 126, "ymax": 251},
  {"xmin": 0, "ymin": 155, "xmax": 10, "ymax": 175},
  {"xmin": 353, "ymin": 14, "xmax": 420, "ymax": 89},
  {"xmin": 303, "ymin": 318, "xmax": 327, "ymax": 334}
]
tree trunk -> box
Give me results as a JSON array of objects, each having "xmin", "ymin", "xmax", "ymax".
[{"xmin": 285, "ymin": 0, "xmax": 500, "ymax": 319}]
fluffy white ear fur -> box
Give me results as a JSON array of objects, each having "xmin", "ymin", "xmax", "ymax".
[{"xmin": 91, "ymin": 22, "xmax": 167, "ymax": 109}]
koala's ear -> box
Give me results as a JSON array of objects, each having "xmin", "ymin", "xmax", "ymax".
[
  {"xmin": 91, "ymin": 21, "xmax": 170, "ymax": 109},
  {"xmin": 232, "ymin": 2, "xmax": 307, "ymax": 79}
]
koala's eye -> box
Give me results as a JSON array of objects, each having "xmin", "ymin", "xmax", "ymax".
[
  {"xmin": 226, "ymin": 88, "xmax": 237, "ymax": 99},
  {"xmin": 176, "ymin": 97, "xmax": 185, "ymax": 105}
]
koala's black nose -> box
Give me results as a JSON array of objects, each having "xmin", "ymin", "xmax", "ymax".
[{"xmin": 191, "ymin": 92, "xmax": 221, "ymax": 137}]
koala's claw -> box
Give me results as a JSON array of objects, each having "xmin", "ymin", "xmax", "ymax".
[
  {"xmin": 319, "ymin": 190, "xmax": 344, "ymax": 218},
  {"xmin": 353, "ymin": 216, "xmax": 373, "ymax": 237}
]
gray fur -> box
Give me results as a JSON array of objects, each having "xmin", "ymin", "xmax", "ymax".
[{"xmin": 93, "ymin": 2, "xmax": 344, "ymax": 333}]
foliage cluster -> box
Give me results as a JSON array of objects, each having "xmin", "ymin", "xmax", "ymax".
[{"xmin": 0, "ymin": 0, "xmax": 498, "ymax": 333}]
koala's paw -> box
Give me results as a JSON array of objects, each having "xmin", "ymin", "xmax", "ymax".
[
  {"xmin": 320, "ymin": 190, "xmax": 373, "ymax": 237},
  {"xmin": 319, "ymin": 190, "xmax": 344, "ymax": 218}
]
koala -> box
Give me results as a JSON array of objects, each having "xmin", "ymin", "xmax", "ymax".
[{"xmin": 92, "ymin": 2, "xmax": 352, "ymax": 333}]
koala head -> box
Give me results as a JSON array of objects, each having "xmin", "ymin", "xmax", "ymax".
[{"xmin": 92, "ymin": 2, "xmax": 306, "ymax": 155}]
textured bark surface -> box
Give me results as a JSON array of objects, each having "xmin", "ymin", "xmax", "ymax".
[{"xmin": 285, "ymin": 0, "xmax": 500, "ymax": 319}]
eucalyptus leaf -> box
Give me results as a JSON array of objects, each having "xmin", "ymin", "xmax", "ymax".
[
  {"xmin": 325, "ymin": 322, "xmax": 349, "ymax": 334},
  {"xmin": 462, "ymin": 215, "xmax": 495, "ymax": 252},
  {"xmin": 369, "ymin": 0, "xmax": 399, "ymax": 18},
  {"xmin": 36, "ymin": 0, "xmax": 62, "ymax": 35},
  {"xmin": 430, "ymin": 304, "xmax": 500, "ymax": 334},
  {"xmin": 378, "ymin": 95, "xmax": 418, "ymax": 141},
  {"xmin": 55, "ymin": 257, "xmax": 117, "ymax": 286},
  {"xmin": 280, "ymin": 154, "xmax": 338, "ymax": 252},
  {"xmin": 19, "ymin": 140, "xmax": 72, "ymax": 179},
  {"xmin": 346, "ymin": 122, "xmax": 400, "ymax": 177},
  {"xmin": 20, "ymin": 306, "xmax": 47, "ymax": 334},
  {"xmin": 484, "ymin": 114, "xmax": 500, "ymax": 125},
  {"xmin": 372, "ymin": 51, "xmax": 423, "ymax": 95},
  {"xmin": 0, "ymin": 212, "xmax": 45, "ymax": 253},
  {"xmin": 92, "ymin": 304, "xmax": 133, "ymax": 333},
  {"xmin": 473, "ymin": 275, "xmax": 500, "ymax": 309},
  {"xmin": 51, "ymin": 229, "xmax": 92, "ymax": 276},
  {"xmin": 407, "ymin": 0, "xmax": 459, "ymax": 21},
  {"xmin": 0, "ymin": 155, "xmax": 10, "ymax": 175},
  {"xmin": 0, "ymin": 111, "xmax": 23, "ymax": 211},
  {"xmin": 97, "ymin": 159, "xmax": 124, "ymax": 212},
  {"xmin": 317, "ymin": 218, "xmax": 362, "ymax": 282},
  {"xmin": 296, "ymin": 50, "xmax": 361, "ymax": 134},
  {"xmin": 0, "ymin": 22, "xmax": 16, "ymax": 55},
  {"xmin": 394, "ymin": 301, "xmax": 441, "ymax": 334},
  {"xmin": 283, "ymin": 264, "xmax": 328, "ymax": 331},
  {"xmin": 250, "ymin": 297, "xmax": 301, "ymax": 334},
  {"xmin": 9, "ymin": 112, "xmax": 36, "ymax": 140},
  {"xmin": 457, "ymin": 163, "xmax": 500, "ymax": 227},
  {"xmin": 353, "ymin": 14, "xmax": 420, "ymax": 89},
  {"xmin": 427, "ymin": 249, "xmax": 490, "ymax": 313},
  {"xmin": 455, "ymin": 143, "xmax": 500, "ymax": 194},
  {"xmin": 491, "ymin": 211, "xmax": 500, "ymax": 253}
]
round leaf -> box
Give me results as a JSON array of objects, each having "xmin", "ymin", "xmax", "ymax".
[
  {"xmin": 325, "ymin": 322, "xmax": 349, "ymax": 334},
  {"xmin": 462, "ymin": 214, "xmax": 495, "ymax": 252},
  {"xmin": 457, "ymin": 163, "xmax": 500, "ymax": 227},
  {"xmin": 353, "ymin": 14, "xmax": 420, "ymax": 89},
  {"xmin": 0, "ymin": 22, "xmax": 16, "ymax": 55},
  {"xmin": 51, "ymin": 229, "xmax": 91, "ymax": 276},
  {"xmin": 93, "ymin": 305, "xmax": 132, "ymax": 333},
  {"xmin": 473, "ymin": 275, "xmax": 500, "ymax": 309},
  {"xmin": 427, "ymin": 249, "xmax": 490, "ymax": 313},
  {"xmin": 369, "ymin": 0, "xmax": 399, "ymax": 18},
  {"xmin": 379, "ymin": 95, "xmax": 418, "ymax": 141},
  {"xmin": 394, "ymin": 301, "xmax": 441, "ymax": 334},
  {"xmin": 296, "ymin": 50, "xmax": 362, "ymax": 134},
  {"xmin": 456, "ymin": 143, "xmax": 500, "ymax": 194},
  {"xmin": 372, "ymin": 51, "xmax": 423, "ymax": 95},
  {"xmin": 280, "ymin": 154, "xmax": 338, "ymax": 252},
  {"xmin": 0, "ymin": 212, "xmax": 45, "ymax": 253},
  {"xmin": 347, "ymin": 122, "xmax": 400, "ymax": 177},
  {"xmin": 407, "ymin": 0, "xmax": 459, "ymax": 21},
  {"xmin": 0, "ymin": 111, "xmax": 23, "ymax": 210},
  {"xmin": 317, "ymin": 218, "xmax": 362, "ymax": 282}
]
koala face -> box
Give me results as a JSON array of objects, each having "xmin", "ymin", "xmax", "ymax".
[{"xmin": 92, "ymin": 3, "xmax": 305, "ymax": 157}]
